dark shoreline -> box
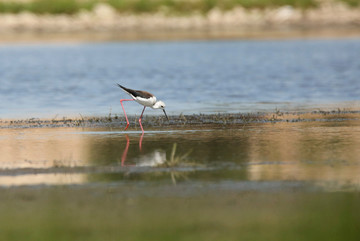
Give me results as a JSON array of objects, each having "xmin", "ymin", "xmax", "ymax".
[{"xmin": 1, "ymin": 110, "xmax": 359, "ymax": 129}]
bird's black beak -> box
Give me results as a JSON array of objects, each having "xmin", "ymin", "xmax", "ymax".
[{"xmin": 163, "ymin": 109, "xmax": 169, "ymax": 121}]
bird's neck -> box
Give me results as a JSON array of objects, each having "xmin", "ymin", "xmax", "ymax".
[{"xmin": 152, "ymin": 101, "xmax": 162, "ymax": 109}]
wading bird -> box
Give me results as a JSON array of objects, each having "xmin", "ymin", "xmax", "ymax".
[{"xmin": 117, "ymin": 84, "xmax": 168, "ymax": 132}]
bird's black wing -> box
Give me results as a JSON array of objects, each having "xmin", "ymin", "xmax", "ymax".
[{"xmin": 117, "ymin": 84, "xmax": 153, "ymax": 99}]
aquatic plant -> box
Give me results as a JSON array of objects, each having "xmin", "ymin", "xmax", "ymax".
[{"xmin": 158, "ymin": 143, "xmax": 193, "ymax": 167}]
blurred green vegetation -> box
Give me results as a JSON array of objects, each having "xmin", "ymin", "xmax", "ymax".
[
  {"xmin": 0, "ymin": 0, "xmax": 94, "ymax": 14},
  {"xmin": 0, "ymin": 0, "xmax": 322, "ymax": 15},
  {"xmin": 338, "ymin": 0, "xmax": 360, "ymax": 7},
  {"xmin": 0, "ymin": 0, "xmax": 358, "ymax": 15},
  {"xmin": 0, "ymin": 1, "xmax": 23, "ymax": 13},
  {"xmin": 31, "ymin": 0, "xmax": 89, "ymax": 14},
  {"xmin": 0, "ymin": 187, "xmax": 359, "ymax": 241}
]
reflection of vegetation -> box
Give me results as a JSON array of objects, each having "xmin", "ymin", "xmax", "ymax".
[
  {"xmin": 0, "ymin": 0, "xmax": 321, "ymax": 15},
  {"xmin": 169, "ymin": 171, "xmax": 190, "ymax": 185}
]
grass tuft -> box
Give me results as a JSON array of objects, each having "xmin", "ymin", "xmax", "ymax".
[{"xmin": 158, "ymin": 143, "xmax": 193, "ymax": 167}]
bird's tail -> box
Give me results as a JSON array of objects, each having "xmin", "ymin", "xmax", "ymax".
[
  {"xmin": 117, "ymin": 83, "xmax": 127, "ymax": 91},
  {"xmin": 117, "ymin": 84, "xmax": 133, "ymax": 94},
  {"xmin": 117, "ymin": 84, "xmax": 139, "ymax": 98}
]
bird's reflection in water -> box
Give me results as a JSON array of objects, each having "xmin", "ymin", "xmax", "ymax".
[
  {"xmin": 120, "ymin": 135, "xmax": 191, "ymax": 185},
  {"xmin": 135, "ymin": 150, "xmax": 166, "ymax": 167},
  {"xmin": 121, "ymin": 133, "xmax": 166, "ymax": 167}
]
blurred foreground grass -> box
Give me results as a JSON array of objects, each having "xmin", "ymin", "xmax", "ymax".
[
  {"xmin": 0, "ymin": 0, "xmax": 337, "ymax": 15},
  {"xmin": 0, "ymin": 186, "xmax": 359, "ymax": 241}
]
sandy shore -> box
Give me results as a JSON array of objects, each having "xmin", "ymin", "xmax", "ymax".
[{"xmin": 0, "ymin": 1, "xmax": 360, "ymax": 42}]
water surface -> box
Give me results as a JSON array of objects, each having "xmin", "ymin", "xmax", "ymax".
[
  {"xmin": 1, "ymin": 120, "xmax": 359, "ymax": 190},
  {"xmin": 1, "ymin": 38, "xmax": 359, "ymax": 118}
]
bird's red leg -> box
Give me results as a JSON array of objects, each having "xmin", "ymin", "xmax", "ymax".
[
  {"xmin": 120, "ymin": 99, "xmax": 134, "ymax": 130},
  {"xmin": 139, "ymin": 106, "xmax": 146, "ymax": 133}
]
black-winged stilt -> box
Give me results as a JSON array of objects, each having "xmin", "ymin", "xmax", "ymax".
[{"xmin": 117, "ymin": 84, "xmax": 168, "ymax": 132}]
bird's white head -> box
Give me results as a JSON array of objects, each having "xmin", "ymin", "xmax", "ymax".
[
  {"xmin": 153, "ymin": 100, "xmax": 166, "ymax": 109},
  {"xmin": 153, "ymin": 100, "xmax": 169, "ymax": 120}
]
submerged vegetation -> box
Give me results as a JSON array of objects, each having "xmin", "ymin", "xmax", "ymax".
[{"xmin": 0, "ymin": 0, "xmax": 347, "ymax": 15}]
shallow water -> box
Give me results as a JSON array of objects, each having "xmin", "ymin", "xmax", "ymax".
[
  {"xmin": 1, "ymin": 120, "xmax": 359, "ymax": 190},
  {"xmin": 1, "ymin": 38, "xmax": 360, "ymax": 118}
]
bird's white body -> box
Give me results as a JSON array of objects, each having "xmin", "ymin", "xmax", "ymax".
[
  {"xmin": 119, "ymin": 85, "xmax": 166, "ymax": 109},
  {"xmin": 132, "ymin": 95, "xmax": 157, "ymax": 108}
]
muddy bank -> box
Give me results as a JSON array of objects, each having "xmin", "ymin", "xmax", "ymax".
[{"xmin": 1, "ymin": 110, "xmax": 359, "ymax": 129}]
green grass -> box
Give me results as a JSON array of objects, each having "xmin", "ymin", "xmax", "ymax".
[
  {"xmin": 0, "ymin": 0, "xmax": 320, "ymax": 15},
  {"xmin": 0, "ymin": 187, "xmax": 359, "ymax": 241},
  {"xmin": 158, "ymin": 143, "xmax": 193, "ymax": 167}
]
